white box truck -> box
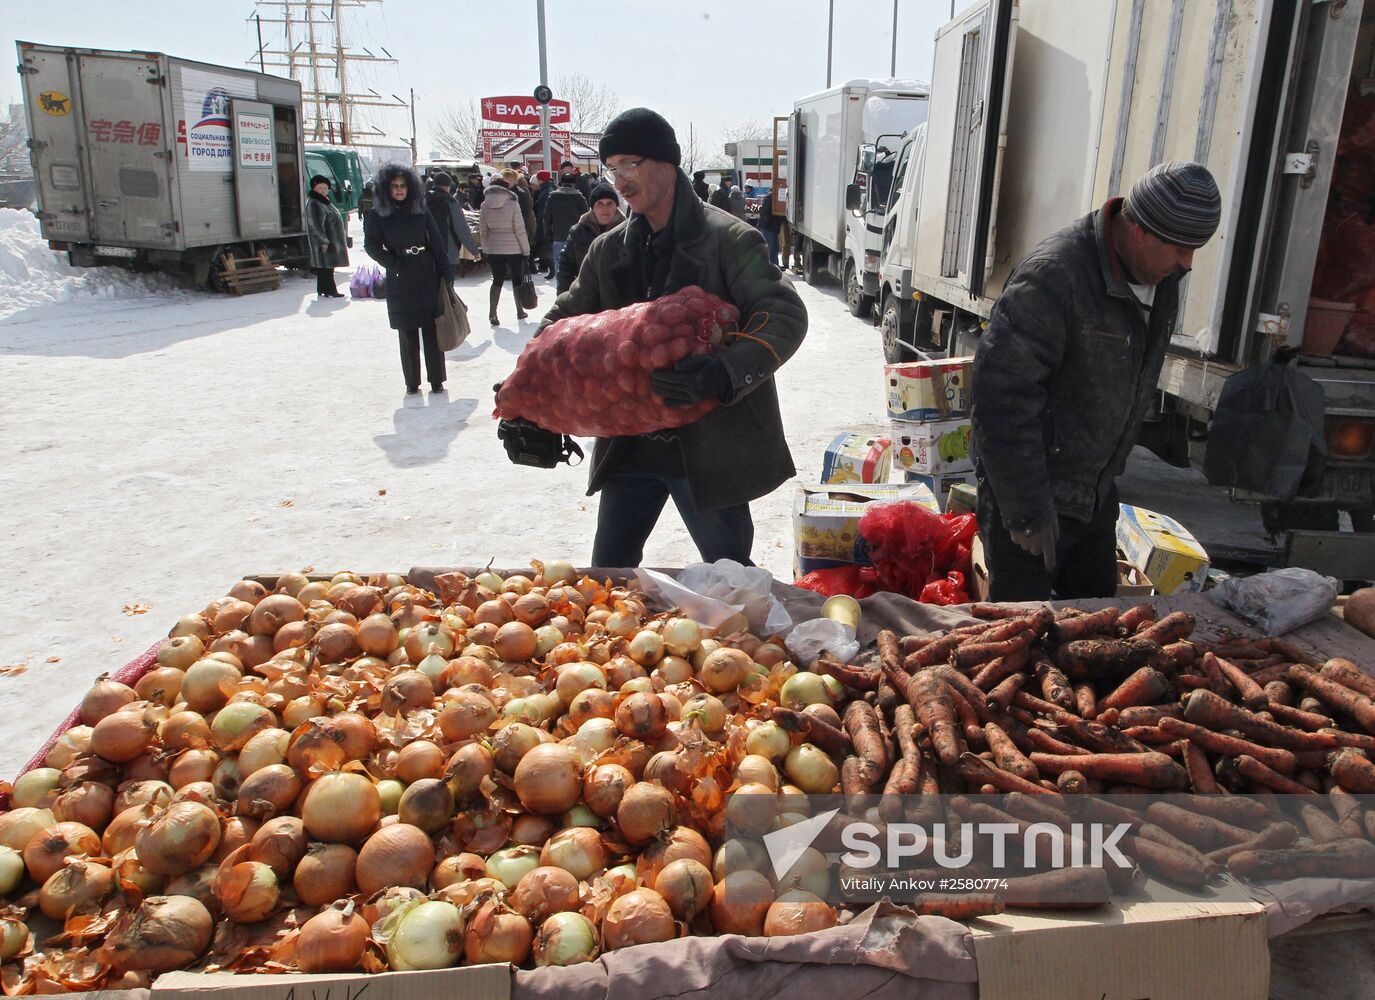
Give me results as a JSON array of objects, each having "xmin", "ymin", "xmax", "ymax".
[
  {"xmin": 876, "ymin": 0, "xmax": 1375, "ymax": 575},
  {"xmin": 17, "ymin": 40, "xmax": 309, "ymax": 288},
  {"xmin": 787, "ymin": 79, "xmax": 929, "ymax": 318}
]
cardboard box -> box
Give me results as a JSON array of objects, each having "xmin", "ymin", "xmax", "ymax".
[
  {"xmin": 972, "ymin": 896, "xmax": 1268, "ymax": 1000},
  {"xmin": 153, "ymin": 963, "xmax": 511, "ymax": 1000},
  {"xmin": 793, "ymin": 483, "xmax": 940, "ymax": 576},
  {"xmin": 1116, "ymin": 504, "xmax": 1210, "ymax": 595},
  {"xmin": 890, "ymin": 418, "xmax": 973, "ymax": 475},
  {"xmin": 820, "ymin": 431, "xmax": 892, "ymax": 485},
  {"xmin": 884, "ymin": 356, "xmax": 974, "ymax": 420},
  {"xmin": 901, "ymin": 470, "xmax": 976, "ymax": 509},
  {"xmin": 946, "ymin": 481, "xmax": 978, "ymax": 516},
  {"xmin": 1116, "ymin": 560, "xmax": 1154, "ymax": 597}
]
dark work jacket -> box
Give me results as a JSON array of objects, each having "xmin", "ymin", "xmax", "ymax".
[
  {"xmin": 543, "ymin": 186, "xmax": 590, "ymax": 243},
  {"xmin": 363, "ymin": 165, "xmax": 450, "ymax": 330},
  {"xmin": 970, "ymin": 198, "xmax": 1182, "ymax": 528},
  {"xmin": 540, "ymin": 170, "xmax": 808, "ymax": 512},
  {"xmin": 557, "ymin": 205, "xmax": 626, "ymax": 294}
]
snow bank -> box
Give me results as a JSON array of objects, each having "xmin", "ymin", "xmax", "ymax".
[{"xmin": 0, "ymin": 210, "xmax": 190, "ymax": 320}]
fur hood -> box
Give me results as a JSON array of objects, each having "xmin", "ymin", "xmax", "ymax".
[
  {"xmin": 483, "ymin": 184, "xmax": 517, "ymax": 205},
  {"xmin": 371, "ymin": 163, "xmax": 427, "ymax": 217}
]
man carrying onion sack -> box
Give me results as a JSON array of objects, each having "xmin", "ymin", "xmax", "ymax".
[
  {"xmin": 971, "ymin": 160, "xmax": 1221, "ymax": 600},
  {"xmin": 505, "ymin": 107, "xmax": 807, "ymax": 568}
]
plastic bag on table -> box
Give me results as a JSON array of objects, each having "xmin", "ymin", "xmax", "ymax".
[
  {"xmin": 1207, "ymin": 567, "xmax": 1341, "ymax": 635},
  {"xmin": 676, "ymin": 559, "xmax": 794, "ymax": 635},
  {"xmin": 794, "ymin": 564, "xmax": 881, "ymax": 599},
  {"xmin": 785, "ymin": 617, "xmax": 860, "ymax": 668},
  {"xmin": 920, "ymin": 571, "xmax": 969, "ymax": 607},
  {"xmin": 632, "ymin": 568, "xmax": 741, "ymax": 629}
]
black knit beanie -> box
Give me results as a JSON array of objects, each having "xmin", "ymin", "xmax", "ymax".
[
  {"xmin": 589, "ymin": 182, "xmax": 618, "ymax": 206},
  {"xmin": 599, "ymin": 108, "xmax": 681, "ymax": 167}
]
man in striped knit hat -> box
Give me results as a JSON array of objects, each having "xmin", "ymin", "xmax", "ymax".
[{"xmin": 971, "ymin": 160, "xmax": 1221, "ymax": 601}]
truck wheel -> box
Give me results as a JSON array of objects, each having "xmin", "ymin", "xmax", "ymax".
[
  {"xmin": 802, "ymin": 239, "xmax": 826, "ymax": 285},
  {"xmin": 206, "ymin": 246, "xmax": 240, "ymax": 294},
  {"xmin": 845, "ymin": 260, "xmax": 875, "ymax": 319},
  {"xmin": 880, "ymin": 295, "xmax": 912, "ymax": 364}
]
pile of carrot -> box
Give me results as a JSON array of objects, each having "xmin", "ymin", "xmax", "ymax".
[{"xmin": 815, "ymin": 600, "xmax": 1375, "ymax": 911}]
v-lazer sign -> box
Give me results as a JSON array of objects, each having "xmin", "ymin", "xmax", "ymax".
[{"xmin": 481, "ymin": 96, "xmax": 571, "ymax": 126}]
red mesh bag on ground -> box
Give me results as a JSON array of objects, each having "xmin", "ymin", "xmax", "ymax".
[
  {"xmin": 857, "ymin": 502, "xmax": 979, "ymax": 601},
  {"xmin": 494, "ymin": 286, "xmax": 740, "ymax": 438},
  {"xmin": 794, "ymin": 565, "xmax": 882, "ymax": 599}
]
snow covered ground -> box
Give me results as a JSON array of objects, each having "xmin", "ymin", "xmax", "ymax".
[{"xmin": 0, "ymin": 214, "xmax": 888, "ymax": 778}]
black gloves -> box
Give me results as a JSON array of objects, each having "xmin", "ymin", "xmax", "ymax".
[
  {"xmin": 1010, "ymin": 508, "xmax": 1060, "ymax": 572},
  {"xmin": 650, "ymin": 354, "xmax": 730, "ymax": 408}
]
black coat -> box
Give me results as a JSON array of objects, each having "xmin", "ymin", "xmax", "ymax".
[
  {"xmin": 541, "ymin": 170, "xmax": 808, "ymax": 512},
  {"xmin": 425, "ymin": 189, "xmax": 479, "ymax": 266},
  {"xmin": 543, "ymin": 186, "xmax": 589, "ymax": 243},
  {"xmin": 465, "ymin": 181, "xmax": 485, "ymax": 210},
  {"xmin": 305, "ymin": 191, "xmax": 349, "ymax": 269},
  {"xmin": 364, "ymin": 164, "xmax": 450, "ymax": 330},
  {"xmin": 971, "ymin": 198, "xmax": 1182, "ymax": 528},
  {"xmin": 557, "ymin": 205, "xmax": 625, "ymax": 294}
]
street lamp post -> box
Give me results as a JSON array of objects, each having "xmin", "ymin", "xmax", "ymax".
[{"xmin": 536, "ymin": 0, "xmax": 552, "ymax": 174}]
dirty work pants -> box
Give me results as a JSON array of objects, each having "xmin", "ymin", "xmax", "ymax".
[
  {"xmin": 398, "ymin": 324, "xmax": 445, "ymax": 390},
  {"xmin": 978, "ymin": 482, "xmax": 1119, "ymax": 602},
  {"xmin": 591, "ymin": 471, "xmax": 755, "ymax": 568}
]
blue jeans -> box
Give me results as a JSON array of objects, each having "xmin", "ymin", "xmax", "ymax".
[
  {"xmin": 550, "ymin": 240, "xmax": 565, "ymax": 274},
  {"xmin": 760, "ymin": 227, "xmax": 779, "ymax": 266},
  {"xmin": 591, "ymin": 470, "xmax": 755, "ymax": 568}
]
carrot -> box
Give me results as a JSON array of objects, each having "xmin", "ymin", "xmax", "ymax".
[
  {"xmin": 955, "ymin": 631, "xmax": 1034, "ymax": 672},
  {"xmin": 770, "ymin": 707, "xmax": 852, "ymax": 757},
  {"xmin": 951, "ymin": 798, "xmax": 1073, "ymax": 869},
  {"xmin": 961, "ymin": 616, "xmax": 1038, "ymax": 649},
  {"xmin": 1120, "ymin": 725, "xmax": 1174, "ymax": 745},
  {"xmin": 984, "ymin": 721, "xmax": 1039, "ymax": 781},
  {"xmin": 904, "ymin": 631, "xmax": 965, "ymax": 670},
  {"xmin": 1146, "ymin": 801, "xmax": 1255, "ymax": 852},
  {"xmin": 1175, "ymin": 673, "xmax": 1210, "ymax": 691},
  {"xmin": 877, "ymin": 757, "xmax": 915, "ymax": 821},
  {"xmin": 1207, "ymin": 642, "xmax": 1269, "ymax": 661},
  {"xmin": 1266, "ymin": 702, "xmax": 1333, "ymax": 731},
  {"xmin": 1055, "ymin": 638, "xmax": 1164, "ymax": 682},
  {"xmin": 1124, "ymin": 834, "xmax": 1215, "ymax": 887},
  {"xmin": 1063, "ymin": 719, "xmax": 1152, "ymax": 755},
  {"xmin": 946, "ymin": 682, "xmax": 985, "ymax": 748},
  {"xmin": 1034, "ymin": 657, "xmax": 1078, "ymax": 709},
  {"xmin": 1320, "ymin": 658, "xmax": 1375, "ymax": 701},
  {"xmin": 842, "ymin": 700, "xmax": 887, "ymax": 790},
  {"xmin": 1025, "ymin": 727, "xmax": 1080, "ymax": 756},
  {"xmin": 932, "ymin": 665, "xmax": 994, "ymax": 724},
  {"xmin": 1056, "ymin": 770, "xmax": 1090, "ymax": 794},
  {"xmin": 1207, "ymin": 653, "xmax": 1268, "ymax": 711},
  {"xmin": 1096, "ymin": 707, "xmax": 1121, "ymax": 727},
  {"xmin": 1117, "ymin": 705, "xmax": 1183, "ymax": 728},
  {"xmin": 986, "ymin": 672, "xmax": 1026, "ymax": 714},
  {"xmin": 815, "ymin": 650, "xmax": 881, "ymax": 691},
  {"xmin": 1263, "ymin": 680, "xmax": 1294, "ymax": 707},
  {"xmin": 1299, "ymin": 803, "xmax": 1348, "ymax": 844},
  {"xmin": 1097, "ymin": 667, "xmax": 1173, "ymax": 715},
  {"xmin": 1028, "ymin": 751, "xmax": 1187, "ymax": 789},
  {"xmin": 971, "ymin": 603, "xmax": 1040, "ymax": 620},
  {"xmin": 1050, "ymin": 606, "xmax": 1121, "ymax": 643},
  {"xmin": 1250, "ymin": 666, "xmax": 1297, "ymax": 688},
  {"xmin": 1328, "ymin": 786, "xmax": 1366, "ymax": 839},
  {"xmin": 1001, "ymin": 868, "xmax": 1112, "ymax": 910},
  {"xmin": 1072, "ymin": 682, "xmax": 1097, "ymax": 720},
  {"xmin": 1205, "ymin": 822, "xmax": 1299, "ymax": 864},
  {"xmin": 1328, "ymin": 749, "xmax": 1375, "ymax": 793},
  {"xmin": 876, "ymin": 682, "xmax": 899, "ymax": 718},
  {"xmin": 1117, "ymin": 602, "xmax": 1158, "ymax": 634},
  {"xmin": 1259, "ymin": 637, "xmax": 1317, "ymax": 665},
  {"xmin": 972, "ymin": 646, "xmax": 1032, "ymax": 690},
  {"xmin": 911, "ymin": 672, "xmax": 962, "ymax": 766},
  {"xmin": 1229, "ymin": 838, "xmax": 1375, "ymax": 880},
  {"xmin": 1197, "ymin": 651, "xmax": 1233, "ymax": 698},
  {"xmin": 1288, "ymin": 666, "xmax": 1375, "ymax": 733},
  {"xmin": 1300, "ymin": 696, "xmax": 1327, "ymax": 716},
  {"xmin": 1224, "ymin": 754, "xmax": 1317, "ymax": 796},
  {"xmin": 1135, "ymin": 611, "xmax": 1196, "ymax": 646},
  {"xmin": 1159, "ymin": 641, "xmax": 1197, "ymax": 671},
  {"xmin": 909, "ymin": 894, "xmax": 1005, "ymax": 919},
  {"xmin": 958, "ymin": 752, "xmax": 1063, "ymax": 800},
  {"xmin": 1181, "ymin": 741, "xmax": 1220, "ymax": 793},
  {"xmin": 1157, "ymin": 717, "xmax": 1299, "ymax": 775},
  {"xmin": 1183, "ymin": 793, "xmax": 1274, "ymax": 829},
  {"xmin": 1183, "ymin": 689, "xmax": 1343, "ymax": 751}
]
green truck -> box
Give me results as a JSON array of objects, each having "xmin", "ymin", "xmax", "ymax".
[{"xmin": 305, "ymin": 146, "xmax": 366, "ymax": 215}]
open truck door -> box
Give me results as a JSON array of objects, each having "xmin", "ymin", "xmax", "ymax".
[{"xmin": 230, "ymin": 99, "xmax": 283, "ymax": 238}]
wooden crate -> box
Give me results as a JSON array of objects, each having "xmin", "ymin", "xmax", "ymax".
[{"xmin": 221, "ymin": 250, "xmax": 282, "ymax": 295}]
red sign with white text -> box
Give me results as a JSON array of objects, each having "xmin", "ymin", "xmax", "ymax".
[{"xmin": 481, "ymin": 95, "xmax": 571, "ymax": 126}]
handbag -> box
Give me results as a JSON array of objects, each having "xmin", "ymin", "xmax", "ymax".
[
  {"xmin": 435, "ymin": 282, "xmax": 471, "ymax": 352},
  {"xmin": 518, "ymin": 273, "xmax": 538, "ymax": 312}
]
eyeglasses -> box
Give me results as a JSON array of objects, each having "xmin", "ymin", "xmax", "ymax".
[{"xmin": 604, "ymin": 158, "xmax": 646, "ymax": 181}]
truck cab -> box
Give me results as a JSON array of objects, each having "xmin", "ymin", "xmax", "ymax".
[
  {"xmin": 876, "ymin": 124, "xmax": 928, "ymax": 361},
  {"xmin": 843, "ymin": 132, "xmax": 906, "ymax": 318}
]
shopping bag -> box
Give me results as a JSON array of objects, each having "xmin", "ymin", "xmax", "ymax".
[
  {"xmin": 435, "ymin": 282, "xmax": 471, "ymax": 352},
  {"xmin": 370, "ymin": 265, "xmax": 387, "ymax": 299},
  {"xmin": 517, "ymin": 273, "xmax": 538, "ymax": 312},
  {"xmin": 349, "ymin": 268, "xmax": 371, "ymax": 299}
]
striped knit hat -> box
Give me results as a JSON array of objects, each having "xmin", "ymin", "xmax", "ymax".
[{"xmin": 1124, "ymin": 160, "xmax": 1221, "ymax": 249}]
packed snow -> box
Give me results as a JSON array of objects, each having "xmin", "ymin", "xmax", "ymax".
[{"xmin": 0, "ymin": 213, "xmax": 888, "ymax": 777}]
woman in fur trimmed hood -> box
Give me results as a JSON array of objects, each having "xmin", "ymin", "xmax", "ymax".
[{"xmin": 363, "ymin": 162, "xmax": 451, "ymax": 395}]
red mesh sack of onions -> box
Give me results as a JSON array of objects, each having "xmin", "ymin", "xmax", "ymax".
[{"xmin": 495, "ymin": 285, "xmax": 741, "ymax": 437}]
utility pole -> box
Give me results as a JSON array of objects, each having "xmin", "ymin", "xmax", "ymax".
[
  {"xmin": 409, "ymin": 88, "xmax": 417, "ymax": 162},
  {"xmin": 255, "ymin": 15, "xmax": 266, "ymax": 72},
  {"xmin": 536, "ymin": 0, "xmax": 552, "ymax": 173},
  {"xmin": 890, "ymin": 0, "xmax": 899, "ymax": 77},
  {"xmin": 825, "ymin": 0, "xmax": 835, "ymax": 88}
]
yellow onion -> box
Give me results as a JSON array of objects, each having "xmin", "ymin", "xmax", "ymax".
[
  {"xmin": 404, "ymin": 623, "xmax": 455, "ymax": 661},
  {"xmin": 39, "ymin": 857, "xmax": 115, "ymax": 919},
  {"xmin": 181, "ymin": 658, "xmax": 242, "ymax": 713},
  {"xmin": 238, "ymin": 727, "xmax": 290, "ymax": 776},
  {"xmin": 165, "ymin": 864, "xmax": 219, "ymax": 910},
  {"xmin": 90, "ymin": 709, "xmax": 156, "ymax": 762},
  {"xmin": 210, "ymin": 701, "xmax": 275, "ymax": 752},
  {"xmin": 745, "ymin": 721, "xmax": 791, "ymax": 761},
  {"xmin": 764, "ymin": 890, "xmax": 837, "ymax": 936},
  {"xmin": 567, "ymin": 688, "xmax": 616, "ymax": 728},
  {"xmin": 617, "ymin": 782, "xmax": 677, "ymax": 845},
  {"xmin": 431, "ymin": 852, "xmax": 486, "ymax": 890},
  {"xmin": 213, "ymin": 756, "xmax": 242, "ymax": 801},
  {"xmin": 464, "ymin": 898, "xmax": 533, "ymax": 965},
  {"xmin": 111, "ymin": 848, "xmax": 165, "ymax": 898},
  {"xmin": 157, "ymin": 634, "xmax": 205, "ymax": 670},
  {"xmin": 380, "ymin": 670, "xmax": 435, "ymax": 715},
  {"xmin": 511, "ymin": 813, "xmax": 557, "ymax": 847},
  {"xmin": 172, "ymin": 781, "xmax": 219, "ymax": 806},
  {"xmin": 52, "ymin": 780, "xmax": 116, "ymax": 829},
  {"xmin": 555, "ymin": 661, "xmax": 606, "ymax": 706},
  {"xmin": 513, "ymin": 744, "xmax": 583, "ymax": 815},
  {"xmin": 302, "ymin": 772, "xmax": 381, "ymax": 844},
  {"xmin": 494, "ymin": 621, "xmax": 538, "ymax": 661},
  {"xmin": 168, "ymin": 748, "xmax": 219, "ymax": 789},
  {"xmin": 249, "ymin": 815, "xmax": 308, "ymax": 878},
  {"xmin": 437, "ymin": 692, "xmax": 497, "ymax": 742},
  {"xmin": 709, "ymin": 870, "xmax": 774, "ymax": 935},
  {"xmin": 784, "ymin": 744, "xmax": 839, "ymax": 794},
  {"xmin": 0, "ymin": 918, "xmax": 29, "ymax": 961},
  {"xmin": 662, "ymin": 618, "xmax": 702, "ymax": 657},
  {"xmin": 158, "ymin": 711, "xmax": 212, "ymax": 751},
  {"xmin": 356, "ymin": 823, "xmax": 435, "ymax": 896},
  {"xmin": 101, "ymin": 803, "xmax": 156, "ymax": 856},
  {"xmin": 582, "ymin": 764, "xmax": 632, "ymax": 818},
  {"xmin": 604, "ymin": 888, "xmax": 676, "ymax": 949},
  {"xmin": 326, "ymin": 712, "xmax": 378, "ymax": 761},
  {"xmin": 102, "ymin": 895, "xmax": 213, "ymax": 973},
  {"xmin": 134, "ymin": 802, "xmax": 221, "ymax": 876},
  {"xmin": 510, "ymin": 865, "xmax": 580, "ymax": 921},
  {"xmin": 654, "ymin": 858, "xmax": 714, "ymax": 920},
  {"xmin": 358, "ymin": 614, "xmax": 399, "ymax": 656},
  {"xmin": 485, "ymin": 844, "xmax": 541, "ymax": 889},
  {"xmin": 394, "ymin": 740, "xmax": 445, "ymax": 784},
  {"xmin": 236, "ymin": 763, "xmax": 301, "ymax": 819},
  {"xmin": 736, "ymin": 754, "xmax": 780, "ymax": 790},
  {"xmin": 44, "ymin": 726, "xmax": 93, "ymax": 769},
  {"xmin": 248, "ymin": 594, "xmax": 306, "ymax": 636},
  {"xmin": 492, "ymin": 722, "xmax": 544, "ymax": 775},
  {"xmin": 214, "ymin": 853, "xmax": 280, "ymax": 923},
  {"xmin": 294, "ymin": 842, "xmax": 358, "ymax": 906},
  {"xmin": 725, "ymin": 782, "xmax": 779, "ymax": 836},
  {"xmin": 540, "ymin": 826, "xmax": 606, "ymax": 881},
  {"xmin": 699, "ymin": 648, "xmax": 751, "ymax": 692},
  {"xmin": 80, "ymin": 678, "xmax": 138, "ymax": 725},
  {"xmin": 23, "ymin": 821, "xmax": 101, "ymax": 884},
  {"xmin": 0, "ymin": 846, "xmax": 24, "ymax": 896},
  {"xmin": 387, "ymin": 899, "xmax": 465, "ymax": 971},
  {"xmin": 298, "ymin": 900, "xmax": 370, "ymax": 973},
  {"xmin": 616, "ymin": 691, "xmax": 669, "ymax": 740},
  {"xmin": 11, "ymin": 768, "xmax": 60, "ymax": 809},
  {"xmin": 512, "ymin": 592, "xmax": 550, "ymax": 626},
  {"xmin": 315, "ymin": 622, "xmax": 362, "ymax": 663},
  {"xmin": 398, "ymin": 778, "xmax": 455, "ymax": 834},
  {"xmin": 445, "ymin": 742, "xmax": 494, "ymax": 802},
  {"xmin": 640, "ymin": 826, "xmax": 713, "ymax": 880},
  {"xmin": 135, "ymin": 667, "xmax": 186, "ymax": 707},
  {"xmin": 362, "ymin": 884, "xmax": 426, "ymax": 927}
]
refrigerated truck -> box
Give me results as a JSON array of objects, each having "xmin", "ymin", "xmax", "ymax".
[
  {"xmin": 787, "ymin": 79, "xmax": 929, "ymax": 318},
  {"xmin": 17, "ymin": 41, "xmax": 309, "ymax": 288},
  {"xmin": 876, "ymin": 0, "xmax": 1375, "ymax": 574}
]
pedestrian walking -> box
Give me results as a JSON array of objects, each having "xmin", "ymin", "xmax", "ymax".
[
  {"xmin": 363, "ymin": 163, "xmax": 451, "ymax": 396},
  {"xmin": 532, "ymin": 169, "xmax": 555, "ymax": 274},
  {"xmin": 512, "ymin": 107, "xmax": 807, "ymax": 567},
  {"xmin": 972, "ymin": 160, "xmax": 1221, "ymax": 600},
  {"xmin": 425, "ymin": 171, "xmax": 480, "ymax": 280},
  {"xmin": 465, "ymin": 171, "xmax": 486, "ymax": 211},
  {"xmin": 756, "ymin": 187, "xmax": 783, "ymax": 267},
  {"xmin": 556, "ymin": 182, "xmax": 624, "ymax": 294},
  {"xmin": 479, "ymin": 171, "xmax": 531, "ymax": 326},
  {"xmin": 543, "ymin": 173, "xmax": 589, "ymax": 281},
  {"xmin": 305, "ymin": 174, "xmax": 348, "ymax": 298},
  {"xmin": 691, "ymin": 170, "xmax": 710, "ymax": 201},
  {"xmin": 709, "ymin": 173, "xmax": 748, "ymax": 221}
]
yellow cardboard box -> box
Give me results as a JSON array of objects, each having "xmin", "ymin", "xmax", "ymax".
[
  {"xmin": 793, "ymin": 483, "xmax": 940, "ymax": 577},
  {"xmin": 884, "ymin": 356, "xmax": 974, "ymax": 420},
  {"xmin": 1116, "ymin": 504, "xmax": 1209, "ymax": 594}
]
